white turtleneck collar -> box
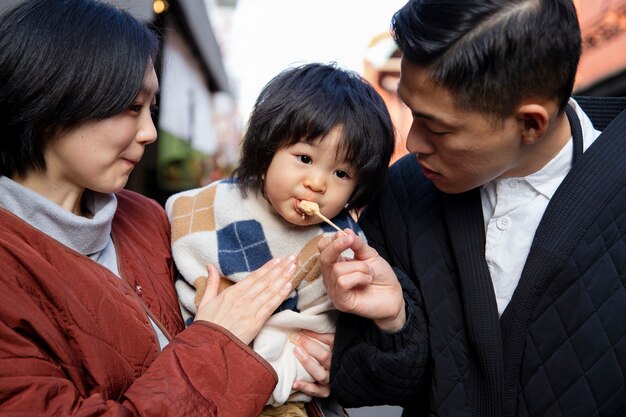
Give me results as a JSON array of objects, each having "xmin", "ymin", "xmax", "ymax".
[{"xmin": 0, "ymin": 176, "xmax": 117, "ymax": 256}]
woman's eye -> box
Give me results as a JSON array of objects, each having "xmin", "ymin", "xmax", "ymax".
[
  {"xmin": 335, "ymin": 170, "xmax": 350, "ymax": 179},
  {"xmin": 129, "ymin": 104, "xmax": 143, "ymax": 113},
  {"xmin": 298, "ymin": 155, "xmax": 312, "ymax": 164}
]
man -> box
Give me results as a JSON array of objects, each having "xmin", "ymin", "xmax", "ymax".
[{"xmin": 319, "ymin": 0, "xmax": 626, "ymax": 416}]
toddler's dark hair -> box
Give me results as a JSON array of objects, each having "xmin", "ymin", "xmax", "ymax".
[{"xmin": 232, "ymin": 62, "xmax": 395, "ymax": 210}]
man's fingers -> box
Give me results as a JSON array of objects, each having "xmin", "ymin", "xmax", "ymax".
[
  {"xmin": 294, "ymin": 334, "xmax": 332, "ymax": 370},
  {"xmin": 301, "ymin": 330, "xmax": 335, "ymax": 352},
  {"xmin": 318, "ymin": 232, "xmax": 355, "ymax": 265},
  {"xmin": 292, "ymin": 379, "xmax": 330, "ymax": 398},
  {"xmin": 323, "ymin": 261, "xmax": 372, "ymax": 291},
  {"xmin": 294, "ymin": 344, "xmax": 328, "ymax": 382},
  {"xmin": 319, "ymin": 231, "xmax": 377, "ymax": 266}
]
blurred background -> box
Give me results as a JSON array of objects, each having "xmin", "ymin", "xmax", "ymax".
[{"xmin": 2, "ymin": 0, "xmax": 626, "ymax": 415}]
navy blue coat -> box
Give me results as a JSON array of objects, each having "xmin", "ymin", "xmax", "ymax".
[{"xmin": 330, "ymin": 101, "xmax": 626, "ymax": 417}]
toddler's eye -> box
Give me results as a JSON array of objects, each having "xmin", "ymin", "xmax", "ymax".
[
  {"xmin": 298, "ymin": 155, "xmax": 312, "ymax": 164},
  {"xmin": 335, "ymin": 170, "xmax": 350, "ymax": 179}
]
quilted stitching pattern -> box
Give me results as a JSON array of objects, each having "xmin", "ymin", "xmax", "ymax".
[
  {"xmin": 518, "ymin": 189, "xmax": 626, "ymax": 417},
  {"xmin": 331, "ymin": 149, "xmax": 626, "ymax": 416}
]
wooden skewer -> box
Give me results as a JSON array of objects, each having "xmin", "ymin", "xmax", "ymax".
[
  {"xmin": 314, "ymin": 211, "xmax": 344, "ymax": 234},
  {"xmin": 299, "ymin": 200, "xmax": 345, "ymax": 234}
]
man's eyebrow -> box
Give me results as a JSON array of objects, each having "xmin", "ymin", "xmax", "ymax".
[
  {"xmin": 396, "ymin": 86, "xmax": 457, "ymax": 127},
  {"xmin": 397, "ymin": 87, "xmax": 433, "ymax": 119}
]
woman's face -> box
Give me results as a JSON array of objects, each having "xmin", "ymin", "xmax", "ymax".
[{"xmin": 43, "ymin": 66, "xmax": 159, "ymax": 195}]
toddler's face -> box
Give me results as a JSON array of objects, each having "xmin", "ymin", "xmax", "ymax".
[{"xmin": 263, "ymin": 126, "xmax": 357, "ymax": 226}]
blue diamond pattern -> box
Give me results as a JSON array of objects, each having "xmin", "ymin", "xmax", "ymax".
[{"xmin": 218, "ymin": 220, "xmax": 272, "ymax": 275}]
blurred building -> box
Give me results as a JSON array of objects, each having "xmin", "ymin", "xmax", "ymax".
[
  {"xmin": 363, "ymin": 32, "xmax": 410, "ymax": 165},
  {"xmin": 574, "ymin": 0, "xmax": 626, "ymax": 95},
  {"xmin": 122, "ymin": 0, "xmax": 237, "ymax": 205}
]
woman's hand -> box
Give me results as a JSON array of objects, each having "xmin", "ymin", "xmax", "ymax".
[
  {"xmin": 291, "ymin": 330, "xmax": 334, "ymax": 398},
  {"xmin": 194, "ymin": 256, "xmax": 296, "ymax": 345},
  {"xmin": 318, "ymin": 229, "xmax": 406, "ymax": 332}
]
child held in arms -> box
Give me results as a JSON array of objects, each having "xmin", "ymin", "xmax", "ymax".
[{"xmin": 166, "ymin": 62, "xmax": 394, "ymax": 416}]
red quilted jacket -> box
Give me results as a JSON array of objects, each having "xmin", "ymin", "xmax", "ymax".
[{"xmin": 0, "ymin": 189, "xmax": 277, "ymax": 416}]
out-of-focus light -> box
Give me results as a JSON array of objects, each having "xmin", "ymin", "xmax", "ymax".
[{"xmin": 153, "ymin": 0, "xmax": 169, "ymax": 14}]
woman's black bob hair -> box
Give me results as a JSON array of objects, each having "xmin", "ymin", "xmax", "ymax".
[
  {"xmin": 232, "ymin": 62, "xmax": 395, "ymax": 211},
  {"xmin": 0, "ymin": 0, "xmax": 159, "ymax": 177}
]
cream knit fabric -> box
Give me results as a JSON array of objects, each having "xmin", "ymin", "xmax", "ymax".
[{"xmin": 166, "ymin": 179, "xmax": 363, "ymax": 405}]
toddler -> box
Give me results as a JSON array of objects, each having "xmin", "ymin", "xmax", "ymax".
[{"xmin": 165, "ymin": 62, "xmax": 394, "ymax": 416}]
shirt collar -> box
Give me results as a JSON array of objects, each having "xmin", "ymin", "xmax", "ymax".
[{"xmin": 483, "ymin": 98, "xmax": 602, "ymax": 199}]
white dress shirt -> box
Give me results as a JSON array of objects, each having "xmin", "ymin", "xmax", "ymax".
[{"xmin": 481, "ymin": 99, "xmax": 601, "ymax": 316}]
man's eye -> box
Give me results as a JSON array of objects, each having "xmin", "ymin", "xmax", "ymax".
[
  {"xmin": 298, "ymin": 155, "xmax": 312, "ymax": 164},
  {"xmin": 429, "ymin": 129, "xmax": 447, "ymax": 136}
]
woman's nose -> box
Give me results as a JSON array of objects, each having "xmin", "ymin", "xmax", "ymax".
[{"xmin": 137, "ymin": 111, "xmax": 157, "ymax": 144}]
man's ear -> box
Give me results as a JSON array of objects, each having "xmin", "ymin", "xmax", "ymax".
[{"xmin": 516, "ymin": 104, "xmax": 550, "ymax": 145}]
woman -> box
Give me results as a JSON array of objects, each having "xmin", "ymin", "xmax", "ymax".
[{"xmin": 0, "ymin": 1, "xmax": 330, "ymax": 415}]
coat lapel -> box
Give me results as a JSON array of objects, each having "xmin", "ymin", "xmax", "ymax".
[
  {"xmin": 441, "ymin": 188, "xmax": 503, "ymax": 417},
  {"xmin": 500, "ymin": 108, "xmax": 626, "ymax": 414}
]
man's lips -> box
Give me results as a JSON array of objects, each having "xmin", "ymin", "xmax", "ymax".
[{"xmin": 418, "ymin": 162, "xmax": 440, "ymax": 180}]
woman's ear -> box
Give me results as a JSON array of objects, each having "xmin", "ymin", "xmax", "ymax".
[{"xmin": 516, "ymin": 103, "xmax": 550, "ymax": 145}]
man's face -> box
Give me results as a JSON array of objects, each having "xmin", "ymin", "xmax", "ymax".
[{"xmin": 398, "ymin": 58, "xmax": 526, "ymax": 194}]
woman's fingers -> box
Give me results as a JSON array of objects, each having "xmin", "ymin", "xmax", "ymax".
[
  {"xmin": 194, "ymin": 257, "xmax": 296, "ymax": 344},
  {"xmin": 245, "ymin": 257, "xmax": 296, "ymax": 311},
  {"xmin": 250, "ymin": 265, "xmax": 295, "ymax": 320},
  {"xmin": 198, "ymin": 264, "xmax": 220, "ymax": 305}
]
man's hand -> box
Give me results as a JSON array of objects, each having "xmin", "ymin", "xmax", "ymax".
[
  {"xmin": 318, "ymin": 230, "xmax": 406, "ymax": 332},
  {"xmin": 291, "ymin": 330, "xmax": 334, "ymax": 398}
]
